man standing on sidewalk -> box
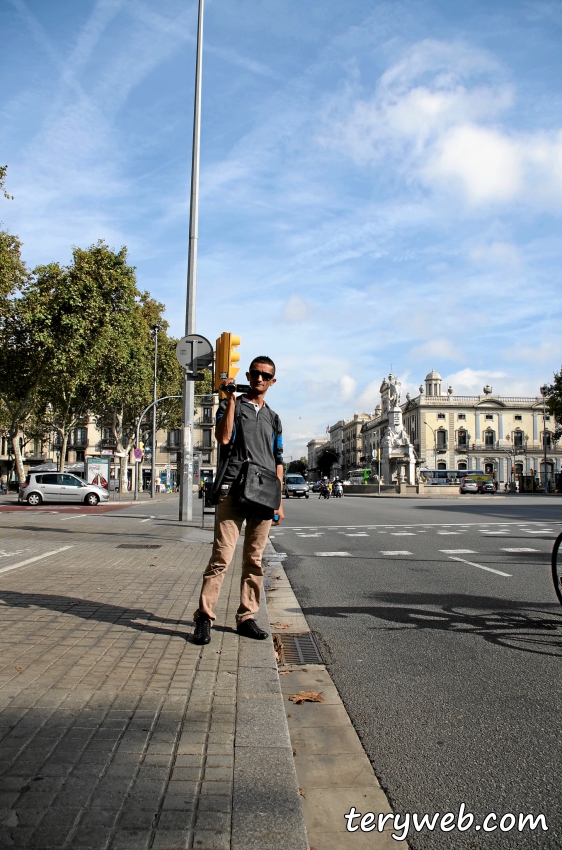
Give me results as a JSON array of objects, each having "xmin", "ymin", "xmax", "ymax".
[{"xmin": 192, "ymin": 356, "xmax": 284, "ymax": 645}]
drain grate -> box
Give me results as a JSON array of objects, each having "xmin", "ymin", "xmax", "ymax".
[
  {"xmin": 117, "ymin": 544, "xmax": 162, "ymax": 549},
  {"xmin": 274, "ymin": 632, "xmax": 323, "ymax": 665}
]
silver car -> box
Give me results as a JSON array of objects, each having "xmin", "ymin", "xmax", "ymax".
[
  {"xmin": 460, "ymin": 478, "xmax": 479, "ymax": 494},
  {"xmin": 284, "ymin": 474, "xmax": 310, "ymax": 499},
  {"xmin": 19, "ymin": 472, "xmax": 109, "ymax": 506}
]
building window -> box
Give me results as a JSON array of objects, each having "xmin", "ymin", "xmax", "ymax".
[
  {"xmin": 484, "ymin": 430, "xmax": 495, "ymax": 447},
  {"xmin": 169, "ymin": 452, "xmax": 178, "ymax": 463},
  {"xmin": 169, "ymin": 429, "xmax": 181, "ymax": 447},
  {"xmin": 513, "ymin": 431, "xmax": 524, "ymax": 448},
  {"xmin": 202, "ymin": 407, "xmax": 213, "ymax": 424},
  {"xmin": 545, "ymin": 416, "xmax": 551, "ymax": 422},
  {"xmin": 485, "ymin": 414, "xmax": 494, "ymax": 420},
  {"xmin": 437, "ymin": 461, "xmax": 447, "ymax": 469},
  {"xmin": 75, "ymin": 450, "xmax": 85, "ymax": 462},
  {"xmin": 75, "ymin": 427, "xmax": 87, "ymax": 446},
  {"xmin": 484, "ymin": 462, "xmax": 494, "ymax": 475},
  {"xmin": 202, "ymin": 429, "xmax": 212, "ymax": 449},
  {"xmin": 437, "ymin": 413, "xmax": 446, "ymax": 419},
  {"xmin": 436, "ymin": 430, "xmax": 447, "ymax": 449},
  {"xmin": 458, "ymin": 413, "xmax": 466, "ymax": 420},
  {"xmin": 457, "ymin": 429, "xmax": 468, "ymax": 448},
  {"xmin": 514, "ymin": 415, "xmax": 522, "ymax": 421},
  {"xmin": 457, "ymin": 462, "xmax": 468, "ymax": 470},
  {"xmin": 202, "ymin": 453, "xmax": 211, "ymax": 463}
]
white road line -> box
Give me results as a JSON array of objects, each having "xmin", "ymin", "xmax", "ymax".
[
  {"xmin": 315, "ymin": 552, "xmax": 351, "ymax": 557},
  {"xmin": 440, "ymin": 549, "xmax": 476, "ymax": 554},
  {"xmin": 437, "ymin": 532, "xmax": 460, "ymax": 535},
  {"xmin": 0, "ymin": 546, "xmax": 73, "ymax": 576},
  {"xmin": 345, "ymin": 533, "xmax": 369, "ymax": 537},
  {"xmin": 448, "ymin": 556, "xmax": 511, "ymax": 577},
  {"xmin": 60, "ymin": 514, "xmax": 88, "ymax": 522},
  {"xmin": 380, "ymin": 551, "xmax": 412, "ymax": 555},
  {"xmin": 391, "ymin": 532, "xmax": 415, "ymax": 536},
  {"xmin": 502, "ymin": 548, "xmax": 538, "ymax": 552},
  {"xmin": 139, "ymin": 517, "xmax": 155, "ymax": 523}
]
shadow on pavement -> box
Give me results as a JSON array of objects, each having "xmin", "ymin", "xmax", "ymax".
[
  {"xmin": 303, "ymin": 592, "xmax": 562, "ymax": 658},
  {"xmin": 0, "ymin": 590, "xmax": 196, "ymax": 641}
]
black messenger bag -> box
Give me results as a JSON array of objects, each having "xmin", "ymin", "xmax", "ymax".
[{"xmin": 234, "ymin": 460, "xmax": 281, "ymax": 519}]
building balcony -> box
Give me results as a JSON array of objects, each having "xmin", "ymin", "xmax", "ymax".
[{"xmin": 101, "ymin": 437, "xmax": 117, "ymax": 448}]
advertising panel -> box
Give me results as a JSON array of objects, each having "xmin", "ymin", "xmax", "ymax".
[{"xmin": 86, "ymin": 456, "xmax": 110, "ymax": 490}]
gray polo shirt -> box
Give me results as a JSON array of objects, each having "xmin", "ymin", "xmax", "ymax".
[{"xmin": 216, "ymin": 396, "xmax": 283, "ymax": 488}]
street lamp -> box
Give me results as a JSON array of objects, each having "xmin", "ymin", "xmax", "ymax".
[
  {"xmin": 540, "ymin": 385, "xmax": 549, "ymax": 492},
  {"xmin": 150, "ymin": 324, "xmax": 162, "ymax": 499},
  {"xmin": 424, "ymin": 421, "xmax": 437, "ymax": 470}
]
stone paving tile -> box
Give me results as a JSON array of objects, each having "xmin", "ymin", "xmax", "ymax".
[{"xmin": 0, "ymin": 516, "xmax": 241, "ymax": 850}]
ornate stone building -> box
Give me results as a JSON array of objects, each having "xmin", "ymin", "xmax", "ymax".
[{"xmin": 361, "ymin": 370, "xmax": 561, "ymax": 487}]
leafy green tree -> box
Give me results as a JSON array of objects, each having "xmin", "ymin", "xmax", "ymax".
[
  {"xmin": 92, "ymin": 286, "xmax": 185, "ymax": 490},
  {"xmin": 316, "ymin": 445, "xmax": 339, "ymax": 477},
  {"xmin": 0, "ymin": 165, "xmax": 14, "ymax": 201},
  {"xmin": 286, "ymin": 457, "xmax": 307, "ymax": 475},
  {"xmin": 546, "ymin": 368, "xmax": 562, "ymax": 443}
]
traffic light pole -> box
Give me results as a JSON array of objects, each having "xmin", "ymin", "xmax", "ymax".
[{"xmin": 179, "ymin": 0, "xmax": 204, "ymax": 523}]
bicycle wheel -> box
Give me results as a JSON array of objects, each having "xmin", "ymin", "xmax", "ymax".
[{"xmin": 551, "ymin": 531, "xmax": 562, "ymax": 606}]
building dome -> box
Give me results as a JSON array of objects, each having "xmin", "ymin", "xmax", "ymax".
[{"xmin": 425, "ymin": 369, "xmax": 442, "ymax": 397}]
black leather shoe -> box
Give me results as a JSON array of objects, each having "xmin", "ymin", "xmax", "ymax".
[
  {"xmin": 193, "ymin": 616, "xmax": 211, "ymax": 645},
  {"xmin": 236, "ymin": 619, "xmax": 269, "ymax": 640}
]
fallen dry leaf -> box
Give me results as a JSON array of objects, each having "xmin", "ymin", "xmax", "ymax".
[
  {"xmin": 299, "ymin": 788, "xmax": 306, "ymax": 798},
  {"xmin": 278, "ymin": 670, "xmax": 291, "ymax": 675},
  {"xmin": 289, "ymin": 690, "xmax": 325, "ymax": 705},
  {"xmin": 15, "ymin": 666, "xmax": 23, "ymax": 672},
  {"xmin": 273, "ymin": 623, "xmax": 291, "ymax": 629},
  {"xmin": 287, "ymin": 713, "xmax": 293, "ymax": 717},
  {"xmin": 292, "ymin": 747, "xmax": 297, "ymax": 755}
]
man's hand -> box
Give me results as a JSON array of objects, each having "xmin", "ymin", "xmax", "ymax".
[{"xmin": 272, "ymin": 502, "xmax": 285, "ymax": 526}]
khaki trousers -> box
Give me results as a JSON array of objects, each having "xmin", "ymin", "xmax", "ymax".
[{"xmin": 194, "ymin": 495, "xmax": 272, "ymax": 624}]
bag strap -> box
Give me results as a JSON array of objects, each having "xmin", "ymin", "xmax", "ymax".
[{"xmin": 212, "ymin": 398, "xmax": 243, "ymax": 496}]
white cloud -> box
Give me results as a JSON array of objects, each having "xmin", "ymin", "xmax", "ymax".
[
  {"xmin": 338, "ymin": 375, "xmax": 357, "ymax": 401},
  {"xmin": 444, "ymin": 368, "xmax": 508, "ymax": 395},
  {"xmin": 424, "ymin": 124, "xmax": 521, "ymax": 203},
  {"xmin": 282, "ymin": 295, "xmax": 309, "ymax": 322},
  {"xmin": 468, "ymin": 240, "xmax": 523, "ymax": 272},
  {"xmin": 410, "ymin": 339, "xmax": 463, "ymax": 361},
  {"xmin": 319, "ymin": 38, "xmax": 562, "ymax": 209}
]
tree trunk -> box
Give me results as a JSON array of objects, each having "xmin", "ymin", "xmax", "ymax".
[
  {"xmin": 58, "ymin": 430, "xmax": 69, "ymax": 473},
  {"xmin": 10, "ymin": 429, "xmax": 25, "ymax": 485}
]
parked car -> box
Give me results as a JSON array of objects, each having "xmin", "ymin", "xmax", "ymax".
[
  {"xmin": 460, "ymin": 478, "xmax": 478, "ymax": 494},
  {"xmin": 284, "ymin": 474, "xmax": 310, "ymax": 498},
  {"xmin": 478, "ymin": 480, "xmax": 496, "ymax": 494},
  {"xmin": 18, "ymin": 472, "xmax": 109, "ymax": 506}
]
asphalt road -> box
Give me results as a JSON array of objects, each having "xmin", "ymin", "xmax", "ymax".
[{"xmin": 273, "ymin": 494, "xmax": 562, "ymax": 850}]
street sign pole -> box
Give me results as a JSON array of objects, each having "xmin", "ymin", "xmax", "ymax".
[{"xmin": 180, "ymin": 0, "xmax": 204, "ymax": 523}]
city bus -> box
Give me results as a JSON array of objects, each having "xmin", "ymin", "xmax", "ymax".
[{"xmin": 420, "ymin": 469, "xmax": 492, "ymax": 485}]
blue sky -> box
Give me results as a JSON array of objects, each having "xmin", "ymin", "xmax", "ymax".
[{"xmin": 1, "ymin": 0, "xmax": 562, "ymax": 459}]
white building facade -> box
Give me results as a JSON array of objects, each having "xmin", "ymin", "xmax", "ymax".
[{"xmin": 361, "ymin": 370, "xmax": 561, "ymax": 488}]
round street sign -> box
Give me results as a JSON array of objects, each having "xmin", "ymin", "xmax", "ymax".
[
  {"xmin": 175, "ymin": 334, "xmax": 213, "ymax": 375},
  {"xmin": 133, "ymin": 447, "xmax": 143, "ymax": 461}
]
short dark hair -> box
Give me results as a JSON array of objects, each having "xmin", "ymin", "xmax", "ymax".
[{"xmin": 249, "ymin": 355, "xmax": 276, "ymax": 376}]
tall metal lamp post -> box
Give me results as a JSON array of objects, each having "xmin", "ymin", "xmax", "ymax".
[
  {"xmin": 150, "ymin": 325, "xmax": 161, "ymax": 498},
  {"xmin": 179, "ymin": 0, "xmax": 204, "ymax": 523}
]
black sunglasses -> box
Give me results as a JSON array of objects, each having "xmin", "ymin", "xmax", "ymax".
[{"xmin": 249, "ymin": 368, "xmax": 274, "ymax": 381}]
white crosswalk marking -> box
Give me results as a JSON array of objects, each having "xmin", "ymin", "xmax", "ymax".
[
  {"xmin": 440, "ymin": 549, "xmax": 476, "ymax": 554},
  {"xmin": 315, "ymin": 552, "xmax": 350, "ymax": 557},
  {"xmin": 380, "ymin": 551, "xmax": 412, "ymax": 555},
  {"xmin": 502, "ymin": 548, "xmax": 538, "ymax": 552}
]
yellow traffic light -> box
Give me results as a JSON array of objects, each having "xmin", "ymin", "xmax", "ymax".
[{"xmin": 215, "ymin": 332, "xmax": 241, "ymax": 391}]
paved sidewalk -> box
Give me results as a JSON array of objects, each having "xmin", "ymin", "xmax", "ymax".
[{"xmin": 0, "ymin": 510, "xmax": 307, "ymax": 850}]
